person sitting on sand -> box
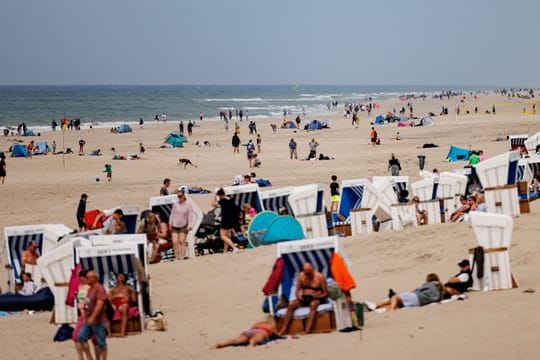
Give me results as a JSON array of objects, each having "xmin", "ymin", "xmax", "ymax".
[
  {"xmin": 445, "ymin": 259, "xmax": 473, "ymax": 296},
  {"xmin": 211, "ymin": 320, "xmax": 276, "ymax": 349},
  {"xmin": 365, "ymin": 273, "xmax": 443, "ymax": 312},
  {"xmin": 108, "ymin": 273, "xmax": 137, "ymax": 337},
  {"xmin": 96, "ymin": 208, "xmax": 127, "ymax": 234},
  {"xmin": 278, "ymin": 262, "xmax": 329, "ymax": 336}
]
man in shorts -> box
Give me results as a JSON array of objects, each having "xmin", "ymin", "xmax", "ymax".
[
  {"xmin": 277, "ymin": 262, "xmax": 328, "ymax": 336},
  {"xmin": 77, "ymin": 270, "xmax": 108, "ymax": 360}
]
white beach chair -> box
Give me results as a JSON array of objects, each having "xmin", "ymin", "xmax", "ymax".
[
  {"xmin": 411, "ymin": 178, "xmax": 441, "ymax": 224},
  {"xmin": 508, "ymin": 134, "xmax": 528, "ymax": 151},
  {"xmin": 372, "ymin": 176, "xmax": 415, "ymax": 231},
  {"xmin": 149, "ymin": 195, "xmax": 203, "ymax": 258},
  {"xmin": 270, "ymin": 237, "xmax": 355, "ymax": 333},
  {"xmin": 76, "ymin": 242, "xmax": 147, "ymax": 335},
  {"xmin": 524, "ymin": 131, "xmax": 540, "ymax": 154},
  {"xmin": 469, "ymin": 212, "xmax": 517, "ymax": 291},
  {"xmin": 289, "ymin": 185, "xmax": 328, "ymax": 238},
  {"xmin": 3, "ymin": 224, "xmax": 72, "ymax": 292},
  {"xmin": 475, "ymin": 151, "xmax": 520, "ymax": 217}
]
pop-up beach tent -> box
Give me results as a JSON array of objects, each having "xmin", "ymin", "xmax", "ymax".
[
  {"xmin": 374, "ymin": 115, "xmax": 385, "ymax": 125},
  {"xmin": 164, "ymin": 132, "xmax": 188, "ymax": 147},
  {"xmin": 247, "ymin": 211, "xmax": 304, "ymax": 247},
  {"xmin": 35, "ymin": 141, "xmax": 49, "ymax": 154},
  {"xmin": 117, "ymin": 124, "xmax": 133, "ymax": 133},
  {"xmin": 446, "ymin": 145, "xmax": 470, "ymax": 162},
  {"xmin": 307, "ymin": 120, "xmax": 323, "ymax": 130},
  {"xmin": 282, "ymin": 121, "xmax": 296, "ymax": 129},
  {"xmin": 417, "ymin": 117, "xmax": 436, "ymax": 126},
  {"xmin": 11, "ymin": 144, "xmax": 28, "ymax": 157}
]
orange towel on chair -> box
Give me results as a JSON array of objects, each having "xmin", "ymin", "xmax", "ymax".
[{"xmin": 331, "ymin": 252, "xmax": 356, "ymax": 291}]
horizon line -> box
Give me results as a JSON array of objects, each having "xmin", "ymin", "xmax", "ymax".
[{"xmin": 0, "ymin": 83, "xmax": 524, "ymax": 88}]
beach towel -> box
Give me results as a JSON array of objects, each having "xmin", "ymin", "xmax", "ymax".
[
  {"xmin": 262, "ymin": 258, "xmax": 284, "ymax": 295},
  {"xmin": 472, "ymin": 246, "xmax": 484, "ymax": 279},
  {"xmin": 330, "ymin": 253, "xmax": 356, "ymax": 291},
  {"xmin": 65, "ymin": 263, "xmax": 82, "ymax": 307}
]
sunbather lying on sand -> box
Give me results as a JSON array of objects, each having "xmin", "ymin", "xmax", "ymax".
[
  {"xmin": 211, "ymin": 321, "xmax": 276, "ymax": 349},
  {"xmin": 365, "ymin": 273, "xmax": 443, "ymax": 312}
]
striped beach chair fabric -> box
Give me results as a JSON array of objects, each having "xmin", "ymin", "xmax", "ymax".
[
  {"xmin": 5, "ymin": 232, "xmax": 44, "ymax": 283},
  {"xmin": 224, "ymin": 184, "xmax": 264, "ymax": 213},
  {"xmin": 261, "ymin": 187, "xmax": 295, "ymax": 216}
]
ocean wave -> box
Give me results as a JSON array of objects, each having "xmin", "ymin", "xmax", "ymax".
[{"xmin": 203, "ymin": 97, "xmax": 264, "ymax": 102}]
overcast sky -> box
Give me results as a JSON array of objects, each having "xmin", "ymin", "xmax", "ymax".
[{"xmin": 0, "ymin": 0, "xmax": 538, "ymax": 86}]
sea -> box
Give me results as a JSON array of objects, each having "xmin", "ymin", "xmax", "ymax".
[{"xmin": 0, "ymin": 85, "xmax": 492, "ymax": 131}]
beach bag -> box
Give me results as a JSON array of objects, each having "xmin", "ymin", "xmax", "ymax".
[
  {"xmin": 53, "ymin": 324, "xmax": 74, "ymax": 342},
  {"xmin": 146, "ymin": 314, "xmax": 167, "ymax": 331}
]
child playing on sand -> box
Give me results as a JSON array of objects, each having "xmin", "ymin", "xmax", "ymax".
[
  {"xmin": 103, "ymin": 164, "xmax": 112, "ymax": 182},
  {"xmin": 139, "ymin": 142, "xmax": 145, "ymax": 156}
]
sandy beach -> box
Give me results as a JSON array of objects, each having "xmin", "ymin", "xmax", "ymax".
[{"xmin": 1, "ymin": 92, "xmax": 540, "ymax": 360}]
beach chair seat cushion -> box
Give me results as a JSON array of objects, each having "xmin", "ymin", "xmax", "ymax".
[{"xmin": 275, "ymin": 303, "xmax": 334, "ymax": 319}]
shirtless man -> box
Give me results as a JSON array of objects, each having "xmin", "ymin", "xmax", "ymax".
[
  {"xmin": 108, "ymin": 273, "xmax": 137, "ymax": 337},
  {"xmin": 22, "ymin": 241, "xmax": 39, "ymax": 268},
  {"xmin": 277, "ymin": 262, "xmax": 328, "ymax": 336}
]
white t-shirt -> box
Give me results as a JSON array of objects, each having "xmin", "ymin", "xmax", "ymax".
[
  {"xmin": 20, "ymin": 281, "xmax": 37, "ymax": 296},
  {"xmin": 457, "ymin": 273, "xmax": 470, "ymax": 283}
]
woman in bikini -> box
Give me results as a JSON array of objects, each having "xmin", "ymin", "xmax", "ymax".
[{"xmin": 211, "ymin": 320, "xmax": 276, "ymax": 348}]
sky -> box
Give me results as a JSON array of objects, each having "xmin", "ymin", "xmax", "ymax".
[{"xmin": 0, "ymin": 0, "xmax": 538, "ymax": 86}]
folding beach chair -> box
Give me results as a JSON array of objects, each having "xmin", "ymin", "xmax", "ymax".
[{"xmin": 468, "ymin": 212, "xmax": 517, "ymax": 291}]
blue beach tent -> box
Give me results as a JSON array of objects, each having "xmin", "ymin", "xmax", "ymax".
[
  {"xmin": 446, "ymin": 145, "xmax": 470, "ymax": 162},
  {"xmin": 247, "ymin": 211, "xmax": 304, "ymax": 247},
  {"xmin": 307, "ymin": 120, "xmax": 323, "ymax": 130},
  {"xmin": 374, "ymin": 115, "xmax": 385, "ymax": 124},
  {"xmin": 164, "ymin": 132, "xmax": 187, "ymax": 148},
  {"xmin": 11, "ymin": 144, "xmax": 28, "ymax": 157},
  {"xmin": 117, "ymin": 124, "xmax": 133, "ymax": 133}
]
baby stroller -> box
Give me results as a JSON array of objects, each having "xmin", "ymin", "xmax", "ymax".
[{"xmin": 194, "ymin": 206, "xmax": 248, "ymax": 256}]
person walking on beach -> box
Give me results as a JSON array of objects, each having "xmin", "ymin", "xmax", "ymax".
[
  {"xmin": 0, "ymin": 154, "xmax": 6, "ymax": 184},
  {"xmin": 76, "ymin": 270, "xmax": 108, "ymax": 360},
  {"xmin": 78, "ymin": 139, "xmax": 86, "ymax": 155},
  {"xmin": 160, "ymin": 178, "xmax": 171, "ymax": 196},
  {"xmin": 199, "ymin": 112, "xmax": 204, "ymax": 121},
  {"xmin": 76, "ymin": 193, "xmax": 88, "ymax": 232},
  {"xmin": 289, "ymin": 138, "xmax": 298, "ymax": 159},
  {"xmin": 103, "ymin": 164, "xmax": 112, "ymax": 182},
  {"xmin": 169, "ymin": 189, "xmax": 193, "ymax": 260},
  {"xmin": 139, "ymin": 117, "xmax": 144, "ymax": 129},
  {"xmin": 187, "ymin": 120, "xmax": 193, "ymax": 136},
  {"xmin": 243, "ymin": 140, "xmax": 256, "ymax": 168},
  {"xmin": 388, "ymin": 154, "xmax": 402, "ymax": 176},
  {"xmin": 214, "ymin": 188, "xmax": 240, "ymax": 253},
  {"xmin": 27, "ymin": 141, "xmax": 34, "ymax": 159},
  {"xmin": 330, "ymin": 175, "xmax": 340, "ymax": 212},
  {"xmin": 256, "ymin": 134, "xmax": 262, "ymax": 153},
  {"xmin": 52, "ymin": 140, "xmax": 57, "ymax": 154},
  {"xmin": 232, "ymin": 132, "xmax": 241, "ymax": 153},
  {"xmin": 308, "ymin": 138, "xmax": 319, "ymax": 159},
  {"xmin": 179, "ymin": 121, "xmax": 184, "ymax": 134},
  {"xmin": 370, "ymin": 127, "xmax": 378, "ymax": 146}
]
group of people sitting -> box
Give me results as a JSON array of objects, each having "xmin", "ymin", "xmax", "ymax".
[
  {"xmin": 449, "ymin": 193, "xmax": 487, "ymax": 222},
  {"xmin": 212, "ymin": 259, "xmax": 474, "ymax": 349}
]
